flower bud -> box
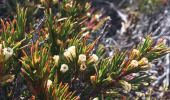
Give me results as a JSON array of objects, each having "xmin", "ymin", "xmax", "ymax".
[
  {"xmin": 64, "ymin": 46, "xmax": 76, "ymax": 62},
  {"xmin": 47, "ymin": 79, "xmax": 52, "ymax": 89},
  {"xmin": 53, "ymin": 55, "xmax": 59, "ymax": 66},
  {"xmin": 129, "ymin": 60, "xmax": 138, "ymax": 67},
  {"xmin": 3, "ymin": 47, "xmax": 13, "ymax": 61},
  {"xmin": 64, "ymin": 50, "xmax": 72, "ymax": 61},
  {"xmin": 60, "ymin": 64, "xmax": 69, "ymax": 73},
  {"xmin": 88, "ymin": 54, "xmax": 99, "ymax": 63},
  {"xmin": 138, "ymin": 57, "xmax": 148, "ymax": 65},
  {"xmin": 67, "ymin": 46, "xmax": 76, "ymax": 58},
  {"xmin": 132, "ymin": 49, "xmax": 139, "ymax": 56},
  {"xmin": 78, "ymin": 54, "xmax": 86, "ymax": 63}
]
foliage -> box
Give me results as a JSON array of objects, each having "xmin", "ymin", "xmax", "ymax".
[{"xmin": 0, "ymin": 0, "xmax": 169, "ymax": 99}]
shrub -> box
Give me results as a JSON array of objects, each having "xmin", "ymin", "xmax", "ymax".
[{"xmin": 0, "ymin": 0, "xmax": 169, "ymax": 99}]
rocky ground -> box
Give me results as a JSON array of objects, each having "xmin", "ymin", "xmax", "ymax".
[{"xmin": 92, "ymin": 0, "xmax": 170, "ymax": 99}]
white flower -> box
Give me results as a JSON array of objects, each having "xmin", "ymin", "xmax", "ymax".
[
  {"xmin": 47, "ymin": 79, "xmax": 52, "ymax": 89},
  {"xmin": 78, "ymin": 54, "xmax": 86, "ymax": 63},
  {"xmin": 53, "ymin": 55, "xmax": 59, "ymax": 66},
  {"xmin": 67, "ymin": 46, "xmax": 76, "ymax": 58},
  {"xmin": 132, "ymin": 49, "xmax": 139, "ymax": 56},
  {"xmin": 3, "ymin": 47, "xmax": 13, "ymax": 61},
  {"xmin": 64, "ymin": 51, "xmax": 72, "ymax": 61},
  {"xmin": 60, "ymin": 64, "xmax": 69, "ymax": 73},
  {"xmin": 129, "ymin": 60, "xmax": 138, "ymax": 67},
  {"xmin": 64, "ymin": 46, "xmax": 76, "ymax": 61},
  {"xmin": 88, "ymin": 54, "xmax": 99, "ymax": 63},
  {"xmin": 139, "ymin": 57, "xmax": 148, "ymax": 65}
]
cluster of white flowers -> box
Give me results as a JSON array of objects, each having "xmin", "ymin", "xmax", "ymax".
[
  {"xmin": 64, "ymin": 46, "xmax": 76, "ymax": 61},
  {"xmin": 60, "ymin": 64, "xmax": 69, "ymax": 73},
  {"xmin": 53, "ymin": 55, "xmax": 59, "ymax": 66}
]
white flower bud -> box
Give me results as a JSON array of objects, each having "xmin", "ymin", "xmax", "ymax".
[
  {"xmin": 60, "ymin": 64, "xmax": 69, "ymax": 73},
  {"xmin": 132, "ymin": 49, "xmax": 139, "ymax": 56},
  {"xmin": 3, "ymin": 47, "xmax": 13, "ymax": 61},
  {"xmin": 88, "ymin": 54, "xmax": 99, "ymax": 63},
  {"xmin": 64, "ymin": 50, "xmax": 72, "ymax": 61},
  {"xmin": 64, "ymin": 46, "xmax": 76, "ymax": 61},
  {"xmin": 67, "ymin": 46, "xmax": 76, "ymax": 58},
  {"xmin": 53, "ymin": 55, "xmax": 59, "ymax": 66},
  {"xmin": 47, "ymin": 79, "xmax": 52, "ymax": 89},
  {"xmin": 78, "ymin": 54, "xmax": 86, "ymax": 63},
  {"xmin": 129, "ymin": 60, "xmax": 138, "ymax": 67},
  {"xmin": 139, "ymin": 57, "xmax": 148, "ymax": 65}
]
